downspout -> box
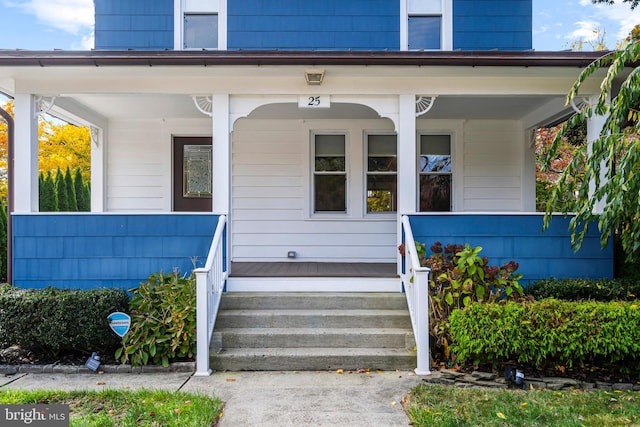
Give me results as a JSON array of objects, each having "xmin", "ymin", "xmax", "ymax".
[{"xmin": 0, "ymin": 104, "xmax": 12, "ymax": 284}]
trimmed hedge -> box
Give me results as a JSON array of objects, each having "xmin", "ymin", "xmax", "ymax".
[
  {"xmin": 450, "ymin": 299, "xmax": 640, "ymax": 372},
  {"xmin": 0, "ymin": 284, "xmax": 129, "ymax": 356},
  {"xmin": 526, "ymin": 278, "xmax": 640, "ymax": 301}
]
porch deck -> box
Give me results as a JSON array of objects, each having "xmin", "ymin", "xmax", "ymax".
[{"xmin": 230, "ymin": 262, "xmax": 398, "ymax": 278}]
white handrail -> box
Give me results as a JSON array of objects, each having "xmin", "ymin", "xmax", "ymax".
[
  {"xmin": 193, "ymin": 215, "xmax": 227, "ymax": 376},
  {"xmin": 401, "ymin": 215, "xmax": 431, "ymax": 375}
]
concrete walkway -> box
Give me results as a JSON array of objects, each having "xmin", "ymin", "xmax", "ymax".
[{"xmin": 1, "ymin": 370, "xmax": 423, "ymax": 426}]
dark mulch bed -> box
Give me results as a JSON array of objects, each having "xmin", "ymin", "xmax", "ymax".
[
  {"xmin": 0, "ymin": 345, "xmax": 119, "ymax": 366},
  {"xmin": 430, "ymin": 351, "xmax": 640, "ymax": 385}
]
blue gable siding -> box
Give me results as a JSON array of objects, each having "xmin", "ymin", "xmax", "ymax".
[
  {"xmin": 94, "ymin": 0, "xmax": 173, "ymax": 50},
  {"xmin": 12, "ymin": 214, "xmax": 220, "ymax": 290},
  {"xmin": 92, "ymin": 0, "xmax": 533, "ymax": 51},
  {"xmin": 227, "ymin": 0, "xmax": 399, "ymax": 50},
  {"xmin": 407, "ymin": 214, "xmax": 613, "ymax": 284},
  {"xmin": 452, "ymin": 0, "xmax": 532, "ymax": 50}
]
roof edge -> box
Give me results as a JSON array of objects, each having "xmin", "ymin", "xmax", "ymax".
[{"xmin": 0, "ymin": 49, "xmax": 611, "ymax": 67}]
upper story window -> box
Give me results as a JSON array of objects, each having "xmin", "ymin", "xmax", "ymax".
[
  {"xmin": 184, "ymin": 13, "xmax": 218, "ymax": 49},
  {"xmin": 366, "ymin": 134, "xmax": 397, "ymax": 213},
  {"xmin": 419, "ymin": 134, "xmax": 452, "ymax": 212},
  {"xmin": 402, "ymin": 0, "xmax": 451, "ymax": 51},
  {"xmin": 176, "ymin": 0, "xmax": 224, "ymax": 50},
  {"xmin": 408, "ymin": 16, "xmax": 441, "ymax": 50}
]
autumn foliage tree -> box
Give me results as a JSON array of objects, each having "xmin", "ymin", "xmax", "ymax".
[
  {"xmin": 0, "ymin": 100, "xmax": 91, "ymax": 202},
  {"xmin": 543, "ymin": 29, "xmax": 640, "ymax": 263}
]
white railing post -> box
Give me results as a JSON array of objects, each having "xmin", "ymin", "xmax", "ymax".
[
  {"xmin": 401, "ymin": 215, "xmax": 431, "ymax": 376},
  {"xmin": 194, "ymin": 269, "xmax": 212, "ymax": 376},
  {"xmin": 413, "ymin": 268, "xmax": 431, "ymax": 375},
  {"xmin": 193, "ymin": 215, "xmax": 227, "ymax": 377}
]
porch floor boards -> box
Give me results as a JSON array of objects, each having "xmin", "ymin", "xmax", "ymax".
[{"xmin": 230, "ymin": 262, "xmax": 397, "ymax": 278}]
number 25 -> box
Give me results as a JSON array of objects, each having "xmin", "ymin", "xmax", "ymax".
[{"xmin": 308, "ymin": 96, "xmax": 321, "ymax": 106}]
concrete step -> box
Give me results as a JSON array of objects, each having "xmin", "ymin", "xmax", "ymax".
[
  {"xmin": 220, "ymin": 292, "xmax": 409, "ymax": 310},
  {"xmin": 215, "ymin": 309, "xmax": 412, "ymax": 329},
  {"xmin": 210, "ymin": 292, "xmax": 417, "ymax": 371},
  {"xmin": 215, "ymin": 327, "xmax": 415, "ymax": 349},
  {"xmin": 210, "ymin": 347, "xmax": 417, "ymax": 371}
]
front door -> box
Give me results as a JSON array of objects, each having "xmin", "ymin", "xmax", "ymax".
[{"xmin": 173, "ymin": 137, "xmax": 212, "ymax": 212}]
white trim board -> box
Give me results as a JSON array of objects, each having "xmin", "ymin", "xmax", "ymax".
[{"xmin": 226, "ymin": 277, "xmax": 402, "ymax": 292}]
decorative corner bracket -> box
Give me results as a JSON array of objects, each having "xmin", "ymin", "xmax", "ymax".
[
  {"xmin": 569, "ymin": 96, "xmax": 591, "ymax": 114},
  {"xmin": 192, "ymin": 95, "xmax": 213, "ymax": 117},
  {"xmin": 90, "ymin": 126, "xmax": 100, "ymax": 147},
  {"xmin": 415, "ymin": 96, "xmax": 436, "ymax": 118},
  {"xmin": 34, "ymin": 96, "xmax": 56, "ymax": 118}
]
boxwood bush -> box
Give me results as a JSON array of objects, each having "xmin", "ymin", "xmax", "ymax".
[
  {"xmin": 0, "ymin": 284, "xmax": 129, "ymax": 356},
  {"xmin": 450, "ymin": 299, "xmax": 640, "ymax": 373},
  {"xmin": 525, "ymin": 278, "xmax": 640, "ymax": 301}
]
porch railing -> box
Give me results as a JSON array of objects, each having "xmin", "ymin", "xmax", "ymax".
[
  {"xmin": 401, "ymin": 215, "xmax": 431, "ymax": 375},
  {"xmin": 194, "ymin": 215, "xmax": 227, "ymax": 376}
]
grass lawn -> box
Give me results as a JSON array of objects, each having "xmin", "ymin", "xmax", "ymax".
[
  {"xmin": 406, "ymin": 384, "xmax": 640, "ymax": 427},
  {"xmin": 0, "ymin": 389, "xmax": 223, "ymax": 427}
]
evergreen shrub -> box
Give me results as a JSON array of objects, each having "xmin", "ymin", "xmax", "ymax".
[
  {"xmin": 526, "ymin": 278, "xmax": 640, "ymax": 301},
  {"xmin": 0, "ymin": 284, "xmax": 129, "ymax": 355},
  {"xmin": 116, "ymin": 271, "xmax": 196, "ymax": 367},
  {"xmin": 450, "ymin": 299, "xmax": 640, "ymax": 373}
]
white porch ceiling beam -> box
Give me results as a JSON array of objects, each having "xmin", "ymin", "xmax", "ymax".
[
  {"xmin": 521, "ymin": 96, "xmax": 582, "ymax": 130},
  {"xmin": 8, "ymin": 66, "xmax": 607, "ymax": 97},
  {"xmin": 51, "ymin": 97, "xmax": 107, "ymax": 129}
]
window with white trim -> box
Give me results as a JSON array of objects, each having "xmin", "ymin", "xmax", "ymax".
[
  {"xmin": 179, "ymin": 0, "xmax": 219, "ymax": 49},
  {"xmin": 404, "ymin": 0, "xmax": 450, "ymax": 50},
  {"xmin": 419, "ymin": 134, "xmax": 451, "ymax": 211},
  {"xmin": 313, "ymin": 134, "xmax": 347, "ymax": 213},
  {"xmin": 366, "ymin": 134, "xmax": 397, "ymax": 213}
]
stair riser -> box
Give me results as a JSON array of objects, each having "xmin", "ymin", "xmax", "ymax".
[
  {"xmin": 218, "ymin": 332, "xmax": 411, "ymax": 349},
  {"xmin": 220, "ymin": 294, "xmax": 408, "ymax": 311},
  {"xmin": 216, "ymin": 314, "xmax": 411, "ymax": 329},
  {"xmin": 211, "ymin": 354, "xmax": 416, "ymax": 371}
]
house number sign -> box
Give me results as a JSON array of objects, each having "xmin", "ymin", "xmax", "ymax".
[{"xmin": 298, "ymin": 95, "xmax": 331, "ymax": 109}]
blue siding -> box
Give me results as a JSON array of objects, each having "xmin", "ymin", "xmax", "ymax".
[
  {"xmin": 12, "ymin": 214, "xmax": 221, "ymax": 290},
  {"xmin": 94, "ymin": 0, "xmax": 173, "ymax": 50},
  {"xmin": 407, "ymin": 214, "xmax": 613, "ymax": 284},
  {"xmin": 452, "ymin": 0, "xmax": 532, "ymax": 50},
  {"xmin": 227, "ymin": 0, "xmax": 399, "ymax": 50}
]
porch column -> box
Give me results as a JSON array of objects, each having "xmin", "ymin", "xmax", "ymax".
[
  {"xmin": 212, "ymin": 93, "xmax": 230, "ymax": 214},
  {"xmin": 398, "ymin": 94, "xmax": 417, "ymax": 214},
  {"xmin": 587, "ymin": 94, "xmax": 608, "ymax": 214},
  {"xmin": 13, "ymin": 94, "xmax": 39, "ymax": 213}
]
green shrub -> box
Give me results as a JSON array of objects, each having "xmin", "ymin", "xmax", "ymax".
[
  {"xmin": 401, "ymin": 241, "xmax": 523, "ymax": 358},
  {"xmin": 450, "ymin": 299, "xmax": 640, "ymax": 373},
  {"xmin": 116, "ymin": 271, "xmax": 196, "ymax": 367},
  {"xmin": 526, "ymin": 277, "xmax": 640, "ymax": 301},
  {"xmin": 0, "ymin": 284, "xmax": 129, "ymax": 355}
]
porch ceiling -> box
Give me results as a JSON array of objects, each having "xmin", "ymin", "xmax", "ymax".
[{"xmin": 66, "ymin": 93, "xmax": 565, "ymax": 122}]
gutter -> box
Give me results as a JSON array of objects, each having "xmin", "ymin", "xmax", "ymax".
[{"xmin": 0, "ymin": 49, "xmax": 612, "ymax": 68}]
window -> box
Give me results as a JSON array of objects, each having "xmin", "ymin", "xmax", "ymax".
[
  {"xmin": 419, "ymin": 134, "xmax": 451, "ymax": 211},
  {"xmin": 313, "ymin": 134, "xmax": 347, "ymax": 213},
  {"xmin": 408, "ymin": 16, "xmax": 441, "ymax": 50},
  {"xmin": 184, "ymin": 13, "xmax": 218, "ymax": 49},
  {"xmin": 366, "ymin": 134, "xmax": 397, "ymax": 213}
]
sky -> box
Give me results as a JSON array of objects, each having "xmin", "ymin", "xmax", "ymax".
[{"xmin": 0, "ymin": 0, "xmax": 638, "ymax": 51}]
